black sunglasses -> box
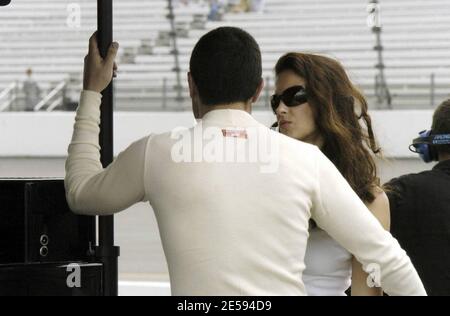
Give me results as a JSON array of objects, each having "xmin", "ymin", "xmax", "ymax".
[{"xmin": 271, "ymin": 85, "xmax": 308, "ymax": 113}]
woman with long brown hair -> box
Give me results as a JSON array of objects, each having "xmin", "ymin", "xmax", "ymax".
[{"xmin": 272, "ymin": 53, "xmax": 390, "ymax": 296}]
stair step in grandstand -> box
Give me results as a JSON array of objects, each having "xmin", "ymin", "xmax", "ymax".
[{"xmin": 0, "ymin": 0, "xmax": 449, "ymax": 111}]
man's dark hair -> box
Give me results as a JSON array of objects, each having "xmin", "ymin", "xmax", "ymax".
[
  {"xmin": 432, "ymin": 99, "xmax": 450, "ymax": 155},
  {"xmin": 189, "ymin": 27, "xmax": 262, "ymax": 106}
]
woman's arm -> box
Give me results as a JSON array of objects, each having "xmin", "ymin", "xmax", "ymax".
[{"xmin": 351, "ymin": 189, "xmax": 391, "ymax": 296}]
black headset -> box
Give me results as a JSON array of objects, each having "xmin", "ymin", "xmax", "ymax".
[
  {"xmin": 409, "ymin": 130, "xmax": 450, "ymax": 163},
  {"xmin": 0, "ymin": 0, "xmax": 11, "ymax": 6}
]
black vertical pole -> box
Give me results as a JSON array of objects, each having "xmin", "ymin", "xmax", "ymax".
[{"xmin": 97, "ymin": 0, "xmax": 119, "ymax": 296}]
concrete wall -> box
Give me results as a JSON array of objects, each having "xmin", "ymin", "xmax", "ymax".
[{"xmin": 0, "ymin": 110, "xmax": 435, "ymax": 158}]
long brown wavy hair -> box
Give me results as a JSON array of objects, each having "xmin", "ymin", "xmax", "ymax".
[{"xmin": 275, "ymin": 52, "xmax": 381, "ymax": 203}]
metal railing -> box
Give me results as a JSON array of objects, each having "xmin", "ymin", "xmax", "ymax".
[
  {"xmin": 368, "ymin": 0, "xmax": 392, "ymax": 109},
  {"xmin": 0, "ymin": 82, "xmax": 18, "ymax": 112},
  {"xmin": 34, "ymin": 81, "xmax": 66, "ymax": 112},
  {"xmin": 167, "ymin": 0, "xmax": 184, "ymax": 107},
  {"xmin": 430, "ymin": 73, "xmax": 435, "ymax": 108},
  {"xmin": 151, "ymin": 71, "xmax": 443, "ymax": 111}
]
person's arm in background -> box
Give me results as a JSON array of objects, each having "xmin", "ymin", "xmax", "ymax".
[
  {"xmin": 351, "ymin": 189, "xmax": 391, "ymax": 296},
  {"xmin": 64, "ymin": 33, "xmax": 150, "ymax": 215},
  {"xmin": 310, "ymin": 148, "xmax": 426, "ymax": 296}
]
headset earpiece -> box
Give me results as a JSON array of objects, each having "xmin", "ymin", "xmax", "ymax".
[
  {"xmin": 410, "ymin": 130, "xmax": 433, "ymax": 163},
  {"xmin": 410, "ymin": 130, "xmax": 450, "ymax": 163}
]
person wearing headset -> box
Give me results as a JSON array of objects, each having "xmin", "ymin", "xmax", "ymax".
[{"xmin": 384, "ymin": 99, "xmax": 450, "ymax": 296}]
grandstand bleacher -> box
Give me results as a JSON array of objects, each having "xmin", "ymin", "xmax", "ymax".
[{"xmin": 0, "ymin": 0, "xmax": 449, "ymax": 111}]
